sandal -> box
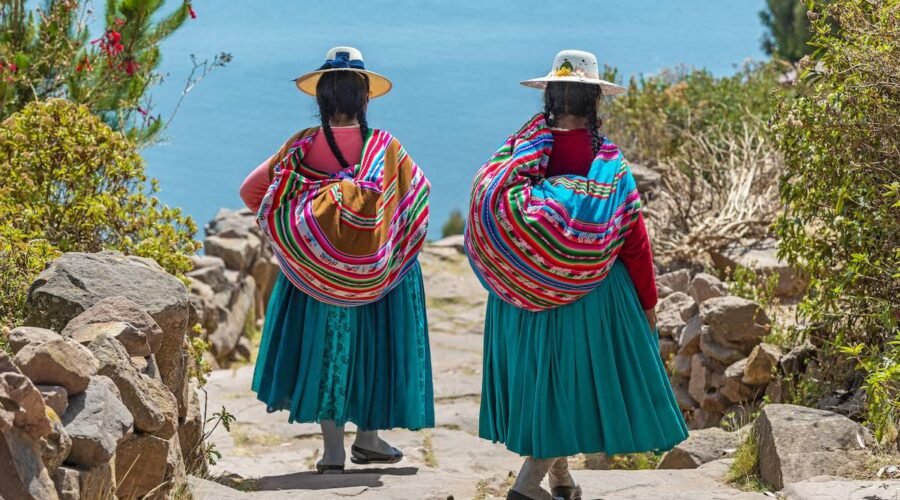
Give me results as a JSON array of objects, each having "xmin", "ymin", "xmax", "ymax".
[
  {"xmin": 506, "ymin": 490, "xmax": 565, "ymax": 500},
  {"xmin": 315, "ymin": 461, "xmax": 344, "ymax": 474},
  {"xmin": 550, "ymin": 485, "xmax": 583, "ymax": 500},
  {"xmin": 349, "ymin": 444, "xmax": 403, "ymax": 465}
]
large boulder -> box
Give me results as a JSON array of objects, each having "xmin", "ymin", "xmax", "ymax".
[
  {"xmin": 0, "ymin": 427, "xmax": 60, "ymax": 500},
  {"xmin": 699, "ymin": 296, "xmax": 770, "ymax": 351},
  {"xmin": 677, "ymin": 316, "xmax": 702, "ymax": 356},
  {"xmin": 688, "ymin": 354, "xmax": 726, "ymax": 412},
  {"xmin": 657, "ymin": 427, "xmax": 741, "ymax": 469},
  {"xmin": 186, "ymin": 256, "xmax": 230, "ymax": 294},
  {"xmin": 87, "ymin": 334, "xmax": 178, "ymax": 437},
  {"xmin": 208, "ymin": 275, "xmax": 255, "ymax": 360},
  {"xmin": 657, "ymin": 269, "xmax": 692, "ymax": 294},
  {"xmin": 743, "ymin": 343, "xmax": 782, "ymax": 386},
  {"xmin": 61, "ymin": 376, "xmax": 133, "ymax": 467},
  {"xmin": 699, "ymin": 327, "xmax": 746, "ymax": 365},
  {"xmin": 204, "ymin": 234, "xmax": 261, "ymax": 273},
  {"xmin": 657, "ymin": 292, "xmax": 698, "ymax": 338},
  {"xmin": 62, "ymin": 296, "xmax": 165, "ymax": 355},
  {"xmin": 688, "ymin": 273, "xmax": 727, "ymax": 305},
  {"xmin": 8, "ymin": 327, "xmax": 61, "ymax": 354},
  {"xmin": 710, "ymin": 241, "xmax": 807, "ymax": 297},
  {"xmin": 25, "ymin": 251, "xmax": 191, "ymax": 416},
  {"xmin": 1, "ymin": 352, "xmax": 52, "ymax": 439},
  {"xmin": 721, "ymin": 359, "xmax": 758, "ymax": 403},
  {"xmin": 205, "ymin": 207, "xmax": 260, "ymax": 239},
  {"xmin": 13, "ymin": 339, "xmax": 98, "ymax": 396},
  {"xmin": 115, "ymin": 433, "xmax": 184, "ymax": 498},
  {"xmin": 65, "ymin": 321, "xmax": 148, "ymax": 357},
  {"xmin": 55, "ymin": 459, "xmax": 115, "ymax": 500},
  {"xmin": 755, "ymin": 404, "xmax": 872, "ymax": 490}
]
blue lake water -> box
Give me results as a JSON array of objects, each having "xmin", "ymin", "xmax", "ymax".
[{"xmin": 142, "ymin": 0, "xmax": 767, "ymax": 236}]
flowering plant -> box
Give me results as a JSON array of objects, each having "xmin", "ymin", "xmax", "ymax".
[{"xmin": 0, "ymin": 0, "xmax": 226, "ymax": 146}]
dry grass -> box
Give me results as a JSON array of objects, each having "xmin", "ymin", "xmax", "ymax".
[
  {"xmin": 646, "ymin": 124, "xmax": 782, "ymax": 265},
  {"xmin": 421, "ymin": 430, "xmax": 438, "ymax": 468}
]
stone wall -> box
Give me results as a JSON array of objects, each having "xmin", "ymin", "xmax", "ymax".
[
  {"xmin": 654, "ymin": 268, "xmax": 817, "ymax": 429},
  {"xmin": 1, "ymin": 251, "xmax": 204, "ymax": 499},
  {"xmin": 188, "ymin": 208, "xmax": 278, "ymax": 369}
]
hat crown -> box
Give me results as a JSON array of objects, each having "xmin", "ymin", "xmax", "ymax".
[
  {"xmin": 549, "ymin": 50, "xmax": 599, "ymax": 79},
  {"xmin": 325, "ymin": 46, "xmax": 364, "ymax": 64}
]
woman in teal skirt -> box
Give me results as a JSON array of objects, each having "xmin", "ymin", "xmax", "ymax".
[
  {"xmin": 467, "ymin": 50, "xmax": 688, "ymax": 500},
  {"xmin": 240, "ymin": 47, "xmax": 434, "ymax": 473}
]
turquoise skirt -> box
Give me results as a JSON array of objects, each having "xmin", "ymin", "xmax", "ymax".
[
  {"xmin": 252, "ymin": 262, "xmax": 434, "ymax": 431},
  {"xmin": 479, "ymin": 261, "xmax": 688, "ymax": 459}
]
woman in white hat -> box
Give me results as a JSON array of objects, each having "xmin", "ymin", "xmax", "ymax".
[
  {"xmin": 240, "ymin": 46, "xmax": 434, "ymax": 474},
  {"xmin": 466, "ymin": 50, "xmax": 688, "ymax": 499}
]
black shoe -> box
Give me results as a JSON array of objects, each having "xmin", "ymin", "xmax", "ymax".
[
  {"xmin": 507, "ymin": 489, "xmax": 566, "ymax": 500},
  {"xmin": 315, "ymin": 461, "xmax": 344, "ymax": 474},
  {"xmin": 349, "ymin": 444, "xmax": 403, "ymax": 465},
  {"xmin": 550, "ymin": 485, "xmax": 583, "ymax": 500}
]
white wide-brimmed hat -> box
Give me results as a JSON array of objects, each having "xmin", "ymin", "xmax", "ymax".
[
  {"xmin": 521, "ymin": 49, "xmax": 626, "ymax": 96},
  {"xmin": 295, "ymin": 46, "xmax": 392, "ymax": 98}
]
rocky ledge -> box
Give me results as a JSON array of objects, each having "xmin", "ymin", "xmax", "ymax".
[{"xmin": 2, "ymin": 251, "xmax": 203, "ymax": 499}]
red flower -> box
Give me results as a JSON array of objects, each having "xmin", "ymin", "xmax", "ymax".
[
  {"xmin": 114, "ymin": 17, "xmax": 126, "ymax": 27},
  {"xmin": 8, "ymin": 63, "xmax": 16, "ymax": 73},
  {"xmin": 187, "ymin": 4, "xmax": 197, "ymax": 19},
  {"xmin": 122, "ymin": 59, "xmax": 139, "ymax": 76},
  {"xmin": 92, "ymin": 30, "xmax": 124, "ymax": 59}
]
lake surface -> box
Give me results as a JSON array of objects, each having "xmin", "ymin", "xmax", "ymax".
[{"xmin": 142, "ymin": 0, "xmax": 767, "ymax": 236}]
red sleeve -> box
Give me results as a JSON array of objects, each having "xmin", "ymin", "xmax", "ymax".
[
  {"xmin": 239, "ymin": 155, "xmax": 275, "ymax": 213},
  {"xmin": 617, "ymin": 211, "xmax": 658, "ymax": 310}
]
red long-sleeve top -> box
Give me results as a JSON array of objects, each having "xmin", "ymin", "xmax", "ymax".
[{"xmin": 547, "ymin": 128, "xmax": 658, "ymax": 310}]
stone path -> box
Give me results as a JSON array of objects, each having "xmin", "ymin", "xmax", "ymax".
[{"xmin": 190, "ymin": 243, "xmax": 781, "ymax": 499}]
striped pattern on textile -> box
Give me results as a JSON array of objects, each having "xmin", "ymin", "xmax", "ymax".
[
  {"xmin": 257, "ymin": 127, "xmax": 430, "ymax": 306},
  {"xmin": 465, "ymin": 114, "xmax": 642, "ymax": 311}
]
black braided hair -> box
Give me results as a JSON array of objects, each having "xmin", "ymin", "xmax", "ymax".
[
  {"xmin": 315, "ymin": 71, "xmax": 370, "ymax": 170},
  {"xmin": 544, "ymin": 81, "xmax": 603, "ymax": 155}
]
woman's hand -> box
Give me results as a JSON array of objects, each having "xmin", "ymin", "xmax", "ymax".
[{"xmin": 644, "ymin": 308, "xmax": 657, "ymax": 331}]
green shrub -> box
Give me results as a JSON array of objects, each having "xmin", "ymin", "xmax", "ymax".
[
  {"xmin": 601, "ymin": 62, "xmax": 781, "ymax": 167},
  {"xmin": 0, "ymin": 99, "xmax": 199, "ymax": 329},
  {"xmin": 441, "ymin": 209, "xmax": 465, "ymax": 238},
  {"xmin": 773, "ymin": 0, "xmax": 900, "ymax": 445}
]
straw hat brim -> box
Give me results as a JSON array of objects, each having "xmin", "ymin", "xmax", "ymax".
[
  {"xmin": 521, "ymin": 76, "xmax": 626, "ymax": 96},
  {"xmin": 295, "ymin": 68, "xmax": 393, "ymax": 98}
]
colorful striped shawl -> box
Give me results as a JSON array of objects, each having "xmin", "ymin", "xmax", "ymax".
[
  {"xmin": 465, "ymin": 114, "xmax": 642, "ymax": 311},
  {"xmin": 257, "ymin": 127, "xmax": 430, "ymax": 306}
]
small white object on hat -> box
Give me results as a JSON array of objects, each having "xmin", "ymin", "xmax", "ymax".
[
  {"xmin": 521, "ymin": 49, "xmax": 626, "ymax": 96},
  {"xmin": 295, "ymin": 46, "xmax": 393, "ymax": 98}
]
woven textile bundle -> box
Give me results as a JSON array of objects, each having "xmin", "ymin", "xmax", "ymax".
[
  {"xmin": 258, "ymin": 128, "xmax": 429, "ymax": 306},
  {"xmin": 465, "ymin": 114, "xmax": 641, "ymax": 311}
]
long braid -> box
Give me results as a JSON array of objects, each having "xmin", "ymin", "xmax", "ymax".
[
  {"xmin": 587, "ymin": 89, "xmax": 601, "ymax": 156},
  {"xmin": 320, "ymin": 113, "xmax": 351, "ymax": 170},
  {"xmin": 543, "ymin": 90, "xmax": 555, "ymax": 127},
  {"xmin": 357, "ymin": 110, "xmax": 369, "ymax": 143}
]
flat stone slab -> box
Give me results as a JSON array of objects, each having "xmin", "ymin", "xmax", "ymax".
[{"xmin": 781, "ymin": 478, "xmax": 900, "ymax": 500}]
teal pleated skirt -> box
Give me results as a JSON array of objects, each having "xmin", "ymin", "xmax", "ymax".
[
  {"xmin": 479, "ymin": 261, "xmax": 688, "ymax": 459},
  {"xmin": 252, "ymin": 262, "xmax": 434, "ymax": 431}
]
